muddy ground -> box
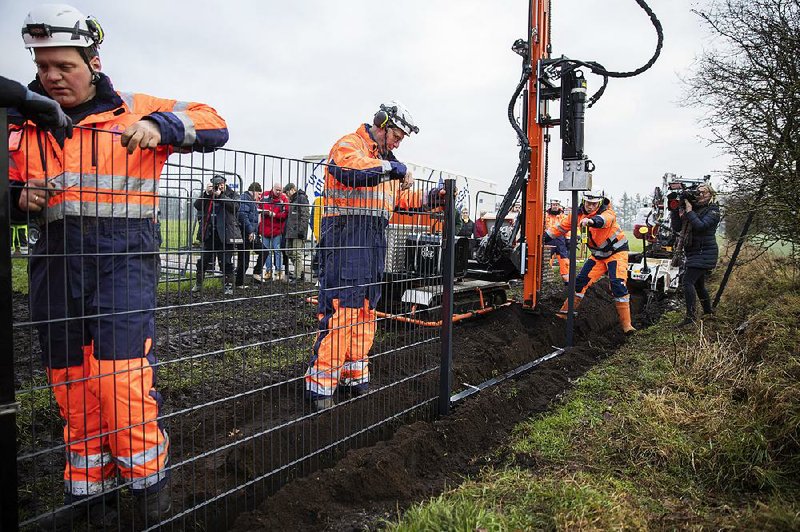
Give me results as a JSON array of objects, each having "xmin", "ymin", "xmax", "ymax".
[
  {"xmin": 11, "ymin": 275, "xmax": 670, "ymax": 530},
  {"xmin": 229, "ymin": 281, "xmax": 670, "ymax": 531}
]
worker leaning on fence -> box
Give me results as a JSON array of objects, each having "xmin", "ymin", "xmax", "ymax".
[
  {"xmin": 305, "ymin": 101, "xmax": 417, "ymax": 411},
  {"xmin": 545, "ymin": 198, "xmax": 570, "ymax": 283},
  {"xmin": 7, "ymin": 4, "xmax": 228, "ymax": 527},
  {"xmin": 544, "ymin": 190, "xmax": 636, "ymax": 334}
]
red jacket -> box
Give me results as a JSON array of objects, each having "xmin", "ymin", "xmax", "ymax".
[{"xmin": 259, "ymin": 191, "xmax": 289, "ymax": 238}]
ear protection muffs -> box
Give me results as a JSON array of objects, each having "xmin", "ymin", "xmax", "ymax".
[{"xmin": 373, "ymin": 104, "xmax": 397, "ymax": 129}]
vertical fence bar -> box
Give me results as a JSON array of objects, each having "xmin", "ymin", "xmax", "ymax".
[
  {"xmin": 438, "ymin": 178, "xmax": 455, "ymax": 416},
  {"xmin": 0, "ymin": 107, "xmax": 20, "ymax": 531}
]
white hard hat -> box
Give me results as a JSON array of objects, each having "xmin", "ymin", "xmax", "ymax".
[
  {"xmin": 375, "ymin": 100, "xmax": 419, "ymax": 136},
  {"xmin": 582, "ymin": 189, "xmax": 606, "ymax": 202},
  {"xmin": 22, "ymin": 4, "xmax": 104, "ymax": 49}
]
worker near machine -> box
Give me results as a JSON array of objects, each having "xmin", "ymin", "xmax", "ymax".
[
  {"xmin": 427, "ymin": 183, "xmax": 463, "ymax": 235},
  {"xmin": 545, "ymin": 198, "xmax": 569, "ymax": 283},
  {"xmin": 8, "ymin": 4, "xmax": 228, "ymax": 526},
  {"xmin": 305, "ymin": 101, "xmax": 417, "ymax": 410},
  {"xmin": 671, "ymin": 183, "xmax": 720, "ymax": 325},
  {"xmin": 545, "ymin": 190, "xmax": 635, "ymax": 334}
]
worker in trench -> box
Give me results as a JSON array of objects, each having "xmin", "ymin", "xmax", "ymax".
[
  {"xmin": 8, "ymin": 4, "xmax": 228, "ymax": 527},
  {"xmin": 544, "ymin": 190, "xmax": 636, "ymax": 334},
  {"xmin": 305, "ymin": 101, "xmax": 418, "ymax": 411},
  {"xmin": 545, "ymin": 198, "xmax": 570, "ymax": 283}
]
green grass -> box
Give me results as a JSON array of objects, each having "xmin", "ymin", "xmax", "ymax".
[{"xmin": 392, "ymin": 253, "xmax": 800, "ymax": 530}]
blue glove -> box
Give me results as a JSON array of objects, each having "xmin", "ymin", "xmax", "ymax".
[{"xmin": 389, "ymin": 161, "xmax": 407, "ymax": 179}]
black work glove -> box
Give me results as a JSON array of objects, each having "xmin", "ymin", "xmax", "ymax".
[{"xmin": 20, "ymin": 89, "xmax": 73, "ymax": 138}]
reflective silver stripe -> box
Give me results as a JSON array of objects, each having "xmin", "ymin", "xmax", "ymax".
[
  {"xmin": 68, "ymin": 451, "xmax": 113, "ymax": 470},
  {"xmin": 342, "ymin": 360, "xmax": 367, "ymax": 371},
  {"xmin": 65, "ymin": 477, "xmax": 116, "ymax": 496},
  {"xmin": 323, "ymin": 189, "xmax": 386, "ymax": 201},
  {"xmin": 49, "ymin": 172, "xmax": 158, "ymax": 193},
  {"xmin": 338, "ymin": 141, "xmax": 355, "ymax": 149},
  {"xmin": 614, "ymin": 295, "xmax": 630, "ymax": 303},
  {"xmin": 46, "ymin": 201, "xmax": 156, "ymax": 223},
  {"xmin": 115, "ymin": 433, "xmax": 168, "ymax": 470},
  {"xmin": 341, "ymin": 374, "xmax": 369, "ymax": 386},
  {"xmin": 380, "ymin": 160, "xmax": 392, "ymax": 172},
  {"xmin": 324, "ymin": 206, "xmax": 390, "ymax": 219},
  {"xmin": 172, "ymin": 100, "xmax": 190, "ymax": 112},
  {"xmin": 118, "ymin": 91, "xmax": 135, "ymax": 112},
  {"xmin": 130, "ymin": 469, "xmax": 167, "ymax": 491},
  {"xmin": 304, "ymin": 367, "xmax": 338, "ymax": 396},
  {"xmin": 173, "ymin": 111, "xmax": 196, "ymax": 146}
]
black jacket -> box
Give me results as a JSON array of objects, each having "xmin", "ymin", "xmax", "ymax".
[
  {"xmin": 194, "ymin": 186, "xmax": 243, "ymax": 245},
  {"xmin": 283, "ymin": 189, "xmax": 310, "ymax": 240},
  {"xmin": 458, "ymin": 219, "xmax": 475, "ymax": 237},
  {"xmin": 671, "ymin": 202, "xmax": 720, "ymax": 269}
]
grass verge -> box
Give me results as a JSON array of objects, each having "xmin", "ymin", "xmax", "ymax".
[{"xmin": 391, "ymin": 253, "xmax": 800, "ymax": 530}]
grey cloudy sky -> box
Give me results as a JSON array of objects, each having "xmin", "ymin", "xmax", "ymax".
[{"xmin": 1, "ymin": 0, "xmax": 725, "ymax": 202}]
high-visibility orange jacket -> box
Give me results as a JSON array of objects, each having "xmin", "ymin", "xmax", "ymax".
[
  {"xmin": 323, "ymin": 124, "xmax": 406, "ymax": 220},
  {"xmin": 390, "ymin": 187, "xmax": 430, "ymax": 227},
  {"xmin": 545, "ymin": 209, "xmax": 567, "ymax": 232},
  {"xmin": 547, "ymin": 199, "xmax": 628, "ymax": 259},
  {"xmin": 8, "ymin": 74, "xmax": 228, "ymax": 223}
]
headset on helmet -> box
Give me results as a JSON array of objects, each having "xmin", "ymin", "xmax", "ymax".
[
  {"xmin": 22, "ymin": 4, "xmax": 104, "ymax": 49},
  {"xmin": 372, "ymin": 100, "xmax": 419, "ymax": 136},
  {"xmin": 22, "ymin": 5, "xmax": 104, "ymax": 84}
]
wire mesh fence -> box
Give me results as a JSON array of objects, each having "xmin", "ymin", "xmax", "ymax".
[{"xmin": 3, "ymin": 115, "xmax": 459, "ymax": 530}]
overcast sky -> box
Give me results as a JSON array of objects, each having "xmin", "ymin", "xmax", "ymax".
[{"xmin": 1, "ymin": 0, "xmax": 725, "ymax": 202}]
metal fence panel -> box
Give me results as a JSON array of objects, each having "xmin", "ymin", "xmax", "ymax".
[{"xmin": 5, "ymin": 124, "xmax": 452, "ymax": 530}]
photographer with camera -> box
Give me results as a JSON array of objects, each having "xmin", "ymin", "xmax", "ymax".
[
  {"xmin": 670, "ymin": 183, "xmax": 720, "ymax": 326},
  {"xmin": 193, "ymin": 175, "xmax": 242, "ymax": 296}
]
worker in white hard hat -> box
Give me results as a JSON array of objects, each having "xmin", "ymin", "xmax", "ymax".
[
  {"xmin": 8, "ymin": 3, "xmax": 228, "ymax": 527},
  {"xmin": 305, "ymin": 101, "xmax": 417, "ymax": 410},
  {"xmin": 545, "ymin": 189, "xmax": 636, "ymax": 334}
]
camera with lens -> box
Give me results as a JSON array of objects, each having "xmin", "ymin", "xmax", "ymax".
[
  {"xmin": 666, "ymin": 183, "xmax": 700, "ymax": 211},
  {"xmin": 211, "ymin": 175, "xmax": 226, "ymax": 191}
]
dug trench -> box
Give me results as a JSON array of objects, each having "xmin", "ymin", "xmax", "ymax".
[{"xmin": 229, "ymin": 283, "xmax": 669, "ymax": 532}]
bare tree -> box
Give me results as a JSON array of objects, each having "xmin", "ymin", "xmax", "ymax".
[{"xmin": 686, "ymin": 0, "xmax": 800, "ymax": 262}]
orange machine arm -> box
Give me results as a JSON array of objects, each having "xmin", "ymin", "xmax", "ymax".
[{"xmin": 522, "ymin": 0, "xmax": 551, "ymax": 309}]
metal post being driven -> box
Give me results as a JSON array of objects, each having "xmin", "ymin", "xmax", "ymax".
[
  {"xmin": 565, "ymin": 189, "xmax": 579, "ymax": 347},
  {"xmin": 0, "ymin": 107, "xmax": 20, "ymax": 531},
  {"xmin": 439, "ymin": 178, "xmax": 456, "ymax": 415}
]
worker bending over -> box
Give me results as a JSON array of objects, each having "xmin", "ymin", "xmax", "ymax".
[
  {"xmin": 545, "ymin": 190, "xmax": 635, "ymax": 334},
  {"xmin": 305, "ymin": 101, "xmax": 417, "ymax": 410}
]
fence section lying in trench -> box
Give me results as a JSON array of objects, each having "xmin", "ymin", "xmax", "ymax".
[{"xmin": 1, "ymin": 116, "xmax": 461, "ymax": 530}]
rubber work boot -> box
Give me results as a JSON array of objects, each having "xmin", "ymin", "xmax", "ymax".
[
  {"xmin": 311, "ymin": 396, "xmax": 334, "ymax": 411},
  {"xmin": 136, "ymin": 488, "xmax": 172, "ymax": 527},
  {"xmin": 556, "ymin": 295, "xmax": 582, "ymax": 319},
  {"xmin": 678, "ymin": 315, "xmax": 696, "ymax": 327},
  {"xmin": 615, "ymin": 300, "xmax": 637, "ymax": 334}
]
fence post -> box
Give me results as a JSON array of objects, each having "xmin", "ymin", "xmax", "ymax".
[
  {"xmin": 0, "ymin": 107, "xmax": 20, "ymax": 531},
  {"xmin": 438, "ymin": 178, "xmax": 455, "ymax": 415}
]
